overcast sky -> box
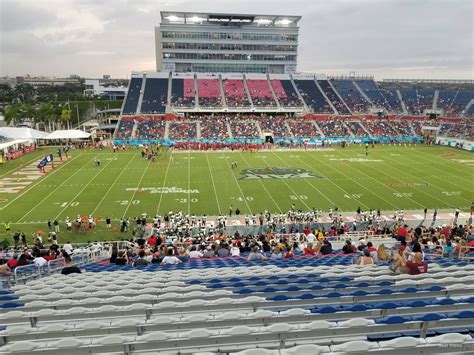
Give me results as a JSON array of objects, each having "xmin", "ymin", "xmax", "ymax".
[{"xmin": 0, "ymin": 0, "xmax": 472, "ymax": 80}]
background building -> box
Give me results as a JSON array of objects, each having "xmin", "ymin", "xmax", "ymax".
[{"xmin": 155, "ymin": 12, "xmax": 301, "ymax": 74}]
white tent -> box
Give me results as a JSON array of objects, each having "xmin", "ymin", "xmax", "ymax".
[
  {"xmin": 0, "ymin": 139, "xmax": 31, "ymax": 150},
  {"xmin": 0, "ymin": 127, "xmax": 48, "ymax": 139},
  {"xmin": 44, "ymin": 130, "xmax": 91, "ymax": 140}
]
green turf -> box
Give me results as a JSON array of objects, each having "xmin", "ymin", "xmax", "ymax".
[{"xmin": 0, "ymin": 145, "xmax": 472, "ymax": 244}]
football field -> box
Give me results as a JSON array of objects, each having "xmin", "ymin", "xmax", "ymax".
[{"xmin": 0, "ymin": 145, "xmax": 473, "ymax": 242}]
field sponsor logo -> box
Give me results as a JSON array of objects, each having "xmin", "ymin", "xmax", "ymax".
[
  {"xmin": 239, "ymin": 167, "xmax": 322, "ymax": 180},
  {"xmin": 329, "ymin": 158, "xmax": 384, "ymax": 163},
  {"xmin": 0, "ymin": 162, "xmax": 43, "ymax": 194},
  {"xmin": 125, "ymin": 187, "xmax": 199, "ymax": 194},
  {"xmin": 385, "ymin": 182, "xmax": 429, "ymax": 188}
]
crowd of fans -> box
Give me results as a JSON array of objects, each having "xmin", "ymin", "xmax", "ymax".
[
  {"xmin": 345, "ymin": 121, "xmax": 369, "ymax": 137},
  {"xmin": 246, "ymin": 80, "xmax": 277, "ymax": 107},
  {"xmin": 198, "ymin": 116, "xmax": 230, "ymax": 139},
  {"xmin": 318, "ymin": 119, "xmax": 351, "ymax": 138},
  {"xmin": 222, "ymin": 79, "xmax": 251, "ymax": 107},
  {"xmin": 229, "ymin": 118, "xmax": 260, "ymax": 138},
  {"xmin": 135, "ymin": 117, "xmax": 166, "ymax": 140},
  {"xmin": 114, "ymin": 118, "xmax": 135, "ymax": 140},
  {"xmin": 317, "ymin": 80, "xmax": 351, "ymax": 115},
  {"xmin": 287, "ymin": 119, "xmax": 321, "ymax": 138},
  {"xmin": 197, "ymin": 79, "xmax": 222, "ymax": 108},
  {"xmin": 330, "ymin": 80, "xmax": 370, "ymax": 114},
  {"xmin": 168, "ymin": 121, "xmax": 197, "ymax": 140},
  {"xmin": 257, "ymin": 115, "xmax": 292, "ymax": 138},
  {"xmin": 363, "ymin": 120, "xmax": 399, "ymax": 137},
  {"xmin": 271, "ymin": 80, "xmax": 303, "ymax": 107}
]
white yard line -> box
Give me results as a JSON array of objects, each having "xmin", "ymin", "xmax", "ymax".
[
  {"xmin": 239, "ymin": 152, "xmax": 282, "ymax": 213},
  {"xmin": 90, "ymin": 154, "xmax": 137, "ymax": 216},
  {"xmin": 414, "ymin": 149, "xmax": 473, "ymax": 183},
  {"xmin": 16, "ymin": 154, "xmax": 95, "ymax": 223},
  {"xmin": 300, "ymin": 151, "xmax": 382, "ymax": 210},
  {"xmin": 262, "ymin": 152, "xmax": 312, "ymax": 210},
  {"xmin": 205, "ymin": 152, "xmax": 222, "ymax": 214},
  {"xmin": 187, "ymin": 151, "xmax": 191, "ymax": 215},
  {"xmin": 53, "ymin": 156, "xmax": 116, "ymax": 221},
  {"xmin": 156, "ymin": 150, "xmax": 173, "ymax": 215},
  {"xmin": 334, "ymin": 149, "xmax": 425, "ymax": 209},
  {"xmin": 225, "ymin": 158, "xmax": 253, "ymax": 214},
  {"xmin": 122, "ymin": 159, "xmax": 152, "ymax": 219},
  {"xmin": 0, "ymin": 152, "xmax": 84, "ymax": 213}
]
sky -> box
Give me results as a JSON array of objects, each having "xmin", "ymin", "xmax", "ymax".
[{"xmin": 0, "ymin": 0, "xmax": 472, "ymax": 80}]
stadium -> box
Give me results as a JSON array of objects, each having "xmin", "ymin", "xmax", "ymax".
[{"xmin": 0, "ymin": 7, "xmax": 473, "ymax": 355}]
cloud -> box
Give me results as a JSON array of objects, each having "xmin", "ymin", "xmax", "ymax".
[{"xmin": 0, "ymin": 0, "xmax": 472, "ymax": 79}]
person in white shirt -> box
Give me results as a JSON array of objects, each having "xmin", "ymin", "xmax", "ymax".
[
  {"xmin": 161, "ymin": 249, "xmax": 182, "ymax": 265},
  {"xmin": 188, "ymin": 246, "xmax": 203, "ymax": 259},
  {"xmin": 306, "ymin": 233, "xmax": 316, "ymax": 244},
  {"xmin": 230, "ymin": 244, "xmax": 240, "ymax": 257},
  {"xmin": 34, "ymin": 254, "xmax": 47, "ymax": 267}
]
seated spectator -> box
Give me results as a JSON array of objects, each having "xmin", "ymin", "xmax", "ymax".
[
  {"xmin": 133, "ymin": 250, "xmax": 149, "ymax": 267},
  {"xmin": 230, "ymin": 243, "xmax": 240, "ymax": 257},
  {"xmin": 270, "ymin": 246, "xmax": 283, "ymax": 259},
  {"xmin": 284, "ymin": 246, "xmax": 295, "ymax": 259},
  {"xmin": 34, "ymin": 251, "xmax": 48, "ymax": 267},
  {"xmin": 443, "ymin": 241, "xmax": 455, "ymax": 256},
  {"xmin": 203, "ymin": 245, "xmax": 216, "ymax": 258},
  {"xmin": 390, "ymin": 250, "xmax": 408, "ymax": 273},
  {"xmin": 320, "ymin": 240, "xmax": 333, "ymax": 255},
  {"xmin": 161, "ymin": 248, "xmax": 182, "ymax": 265},
  {"xmin": 188, "ymin": 246, "xmax": 203, "ymax": 259},
  {"xmin": 0, "ymin": 264, "xmax": 13, "ymax": 275},
  {"xmin": 217, "ymin": 243, "xmax": 230, "ymax": 257},
  {"xmin": 355, "ymin": 249, "xmax": 375, "ymax": 266},
  {"xmin": 342, "ymin": 240, "xmax": 356, "ymax": 254},
  {"xmin": 247, "ymin": 246, "xmax": 267, "ymax": 261},
  {"xmin": 304, "ymin": 242, "xmax": 318, "ymax": 255},
  {"xmin": 366, "ymin": 242, "xmax": 377, "ymax": 253},
  {"xmin": 61, "ymin": 256, "xmax": 82, "ymax": 275},
  {"xmin": 357, "ymin": 239, "xmax": 367, "ymax": 251},
  {"xmin": 109, "ymin": 244, "xmax": 118, "ymax": 264},
  {"xmin": 114, "ymin": 251, "xmax": 128, "ymax": 265},
  {"xmin": 176, "ymin": 247, "xmax": 189, "ymax": 262},
  {"xmin": 377, "ymin": 244, "xmax": 390, "ymax": 261},
  {"xmin": 405, "ymin": 252, "xmax": 428, "ymax": 275}
]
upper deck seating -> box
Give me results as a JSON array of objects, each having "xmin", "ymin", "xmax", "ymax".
[
  {"xmin": 317, "ymin": 80, "xmax": 351, "ymax": 115},
  {"xmin": 223, "ymin": 80, "xmax": 251, "ymax": 107},
  {"xmin": 271, "ymin": 80, "xmax": 303, "ymax": 107},
  {"xmin": 197, "ymin": 79, "xmax": 222, "ymax": 108},
  {"xmin": 170, "ymin": 79, "xmax": 195, "ymax": 108},
  {"xmin": 122, "ymin": 78, "xmax": 142, "ymax": 115},
  {"xmin": 141, "ymin": 78, "xmax": 168, "ymax": 114},
  {"xmin": 293, "ymin": 80, "xmax": 333, "ymax": 114},
  {"xmin": 246, "ymin": 80, "xmax": 277, "ymax": 107},
  {"xmin": 331, "ymin": 80, "xmax": 370, "ymax": 113}
]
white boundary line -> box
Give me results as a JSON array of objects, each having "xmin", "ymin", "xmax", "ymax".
[
  {"xmin": 156, "ymin": 150, "xmax": 173, "ymax": 215},
  {"xmin": 16, "ymin": 154, "xmax": 96, "ymax": 223},
  {"xmin": 90, "ymin": 154, "xmax": 138, "ymax": 216},
  {"xmin": 187, "ymin": 151, "xmax": 191, "ymax": 215},
  {"xmin": 300, "ymin": 151, "xmax": 384, "ymax": 210},
  {"xmin": 239, "ymin": 152, "xmax": 282, "ymax": 213},
  {"xmin": 122, "ymin": 159, "xmax": 152, "ymax": 219},
  {"xmin": 0, "ymin": 152, "xmax": 84, "ymax": 212},
  {"xmin": 53, "ymin": 155, "xmax": 116, "ymax": 221},
  {"xmin": 260, "ymin": 152, "xmax": 312, "ymax": 210},
  {"xmin": 414, "ymin": 148, "xmax": 473, "ymax": 183},
  {"xmin": 205, "ymin": 152, "xmax": 222, "ymax": 214}
]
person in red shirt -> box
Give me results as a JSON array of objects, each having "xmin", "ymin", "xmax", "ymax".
[
  {"xmin": 397, "ymin": 225, "xmax": 408, "ymax": 242},
  {"xmin": 303, "ymin": 242, "xmax": 320, "ymax": 256},
  {"xmin": 405, "ymin": 252, "xmax": 428, "ymax": 275}
]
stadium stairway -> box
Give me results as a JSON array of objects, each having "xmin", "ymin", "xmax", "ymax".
[{"xmin": 0, "ymin": 254, "xmax": 473, "ymax": 354}]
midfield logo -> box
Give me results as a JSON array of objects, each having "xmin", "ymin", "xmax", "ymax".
[{"xmin": 239, "ymin": 167, "xmax": 322, "ymax": 180}]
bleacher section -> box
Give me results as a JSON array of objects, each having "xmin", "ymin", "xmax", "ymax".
[
  {"xmin": 223, "ymin": 79, "xmax": 251, "ymax": 107},
  {"xmin": 317, "ymin": 80, "xmax": 351, "ymax": 115},
  {"xmin": 345, "ymin": 121, "xmax": 369, "ymax": 137},
  {"xmin": 356, "ymin": 80, "xmax": 393, "ymax": 112},
  {"xmin": 171, "ymin": 78, "xmax": 195, "ymax": 108},
  {"xmin": 331, "ymin": 80, "xmax": 370, "ymax": 114},
  {"xmin": 258, "ymin": 116, "xmax": 291, "ymax": 138},
  {"xmin": 293, "ymin": 80, "xmax": 333, "ymax": 114},
  {"xmin": 287, "ymin": 119, "xmax": 321, "ymax": 138},
  {"xmin": 135, "ymin": 116, "xmax": 166, "ymax": 140},
  {"xmin": 168, "ymin": 121, "xmax": 197, "ymax": 140},
  {"xmin": 1, "ymin": 255, "xmax": 473, "ymax": 354},
  {"xmin": 122, "ymin": 77, "xmax": 142, "ymax": 115},
  {"xmin": 114, "ymin": 117, "xmax": 135, "ymax": 140},
  {"xmin": 271, "ymin": 80, "xmax": 303, "ymax": 108},
  {"xmin": 363, "ymin": 120, "xmax": 399, "ymax": 137},
  {"xmin": 437, "ymin": 90, "xmax": 458, "ymax": 115},
  {"xmin": 140, "ymin": 78, "xmax": 168, "ymax": 114},
  {"xmin": 246, "ymin": 80, "xmax": 277, "ymax": 107},
  {"xmin": 229, "ymin": 119, "xmax": 260, "ymax": 138},
  {"xmin": 377, "ymin": 87, "xmax": 404, "ymax": 113},
  {"xmin": 197, "ymin": 79, "xmax": 222, "ymax": 108},
  {"xmin": 450, "ymin": 90, "xmax": 474, "ymax": 117},
  {"xmin": 199, "ymin": 116, "xmax": 230, "ymax": 139},
  {"xmin": 318, "ymin": 119, "xmax": 351, "ymax": 138}
]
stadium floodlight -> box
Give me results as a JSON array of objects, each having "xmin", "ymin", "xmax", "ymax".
[
  {"xmin": 275, "ymin": 19, "xmax": 292, "ymax": 25},
  {"xmin": 254, "ymin": 18, "xmax": 273, "ymax": 25},
  {"xmin": 188, "ymin": 16, "xmax": 206, "ymax": 23},
  {"xmin": 166, "ymin": 15, "xmax": 184, "ymax": 22}
]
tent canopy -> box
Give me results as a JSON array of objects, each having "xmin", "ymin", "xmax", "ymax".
[
  {"xmin": 0, "ymin": 127, "xmax": 48, "ymax": 139},
  {"xmin": 0, "ymin": 139, "xmax": 31, "ymax": 150},
  {"xmin": 44, "ymin": 130, "xmax": 91, "ymax": 140}
]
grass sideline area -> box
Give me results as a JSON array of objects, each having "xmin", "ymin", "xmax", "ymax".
[{"xmin": 0, "ymin": 145, "xmax": 472, "ymax": 244}]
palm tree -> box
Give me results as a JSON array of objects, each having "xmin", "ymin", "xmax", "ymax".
[
  {"xmin": 60, "ymin": 107, "xmax": 72, "ymax": 129},
  {"xmin": 4, "ymin": 104, "xmax": 20, "ymax": 125}
]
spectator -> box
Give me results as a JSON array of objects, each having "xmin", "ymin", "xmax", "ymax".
[
  {"xmin": 355, "ymin": 249, "xmax": 375, "ymax": 266},
  {"xmin": 230, "ymin": 243, "xmax": 240, "ymax": 257},
  {"xmin": 61, "ymin": 256, "xmax": 81, "ymax": 275},
  {"xmin": 217, "ymin": 243, "xmax": 230, "ymax": 258},
  {"xmin": 342, "ymin": 240, "xmax": 356, "ymax": 254},
  {"xmin": 114, "ymin": 251, "xmax": 128, "ymax": 265},
  {"xmin": 320, "ymin": 240, "xmax": 333, "ymax": 255},
  {"xmin": 34, "ymin": 251, "xmax": 48, "ymax": 267},
  {"xmin": 390, "ymin": 250, "xmax": 408, "ymax": 273},
  {"xmin": 203, "ymin": 245, "xmax": 216, "ymax": 258},
  {"xmin": 270, "ymin": 246, "xmax": 283, "ymax": 259},
  {"xmin": 133, "ymin": 250, "xmax": 149, "ymax": 267},
  {"xmin": 0, "ymin": 264, "xmax": 13, "ymax": 275},
  {"xmin": 377, "ymin": 244, "xmax": 390, "ymax": 261},
  {"xmin": 63, "ymin": 242, "xmax": 73, "ymax": 255},
  {"xmin": 161, "ymin": 248, "xmax": 182, "ymax": 265},
  {"xmin": 247, "ymin": 246, "xmax": 267, "ymax": 261},
  {"xmin": 188, "ymin": 246, "xmax": 203, "ymax": 259},
  {"xmin": 405, "ymin": 252, "xmax": 428, "ymax": 275}
]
